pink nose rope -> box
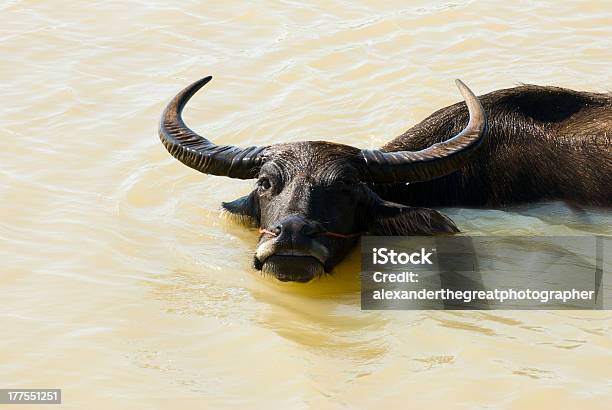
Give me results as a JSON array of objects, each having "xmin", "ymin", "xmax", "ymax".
[{"xmin": 258, "ymin": 227, "xmax": 361, "ymax": 239}]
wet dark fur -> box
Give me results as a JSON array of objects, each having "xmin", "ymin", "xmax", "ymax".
[{"xmin": 377, "ymin": 85, "xmax": 612, "ymax": 207}]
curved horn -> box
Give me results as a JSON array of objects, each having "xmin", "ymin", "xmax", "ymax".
[
  {"xmin": 159, "ymin": 76, "xmax": 267, "ymax": 179},
  {"xmin": 361, "ymin": 80, "xmax": 488, "ymax": 183}
]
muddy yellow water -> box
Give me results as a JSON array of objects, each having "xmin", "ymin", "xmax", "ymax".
[{"xmin": 1, "ymin": 1, "xmax": 611, "ymax": 408}]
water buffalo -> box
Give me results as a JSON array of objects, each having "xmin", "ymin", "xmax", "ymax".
[{"xmin": 159, "ymin": 76, "xmax": 611, "ymax": 282}]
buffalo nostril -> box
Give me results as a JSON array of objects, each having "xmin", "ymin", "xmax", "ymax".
[{"xmin": 273, "ymin": 217, "xmax": 318, "ymax": 238}]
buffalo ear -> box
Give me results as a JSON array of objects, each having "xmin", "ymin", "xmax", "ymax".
[
  {"xmin": 368, "ymin": 200, "xmax": 459, "ymax": 235},
  {"xmin": 221, "ymin": 191, "xmax": 260, "ymax": 226}
]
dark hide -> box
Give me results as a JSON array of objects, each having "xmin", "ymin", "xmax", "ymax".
[{"xmin": 378, "ymin": 85, "xmax": 612, "ymax": 207}]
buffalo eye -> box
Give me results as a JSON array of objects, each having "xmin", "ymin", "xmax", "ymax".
[
  {"xmin": 336, "ymin": 178, "xmax": 357, "ymax": 190},
  {"xmin": 257, "ymin": 177, "xmax": 272, "ymax": 191}
]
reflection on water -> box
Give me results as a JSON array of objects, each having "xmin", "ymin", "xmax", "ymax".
[{"xmin": 1, "ymin": 0, "xmax": 611, "ymax": 408}]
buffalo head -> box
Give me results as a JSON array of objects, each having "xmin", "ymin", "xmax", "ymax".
[{"xmin": 159, "ymin": 76, "xmax": 487, "ymax": 282}]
